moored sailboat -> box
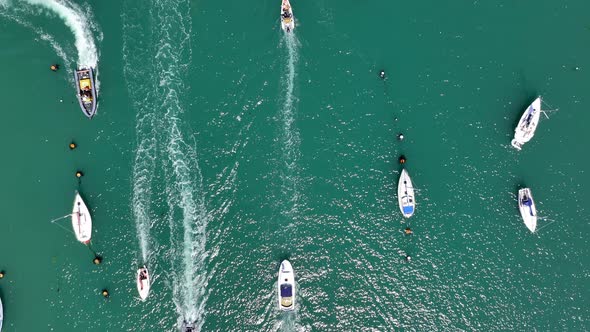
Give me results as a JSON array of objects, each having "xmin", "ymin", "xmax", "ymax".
[{"xmin": 511, "ymin": 97, "xmax": 542, "ymax": 150}]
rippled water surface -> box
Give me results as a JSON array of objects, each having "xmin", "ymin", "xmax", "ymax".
[{"xmin": 0, "ymin": 0, "xmax": 588, "ymax": 330}]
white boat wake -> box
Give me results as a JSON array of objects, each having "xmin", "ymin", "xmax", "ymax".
[
  {"xmin": 279, "ymin": 32, "xmax": 302, "ymax": 219},
  {"xmin": 24, "ymin": 0, "xmax": 98, "ymax": 69},
  {"xmin": 122, "ymin": 1, "xmax": 160, "ymax": 266},
  {"xmin": 152, "ymin": 0, "xmax": 209, "ymax": 329}
]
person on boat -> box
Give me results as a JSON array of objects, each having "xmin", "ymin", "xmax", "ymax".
[{"xmin": 522, "ymin": 196, "xmax": 532, "ymax": 206}]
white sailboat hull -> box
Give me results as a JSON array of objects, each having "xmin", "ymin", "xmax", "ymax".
[
  {"xmin": 511, "ymin": 97, "xmax": 542, "ymax": 150},
  {"xmin": 518, "ymin": 188, "xmax": 537, "ymax": 232},
  {"xmin": 71, "ymin": 192, "xmax": 92, "ymax": 244},
  {"xmin": 0, "ymin": 296, "xmax": 3, "ymax": 332},
  {"xmin": 280, "ymin": 0, "xmax": 295, "ymax": 32},
  {"xmin": 397, "ymin": 169, "xmax": 415, "ymax": 218},
  {"xmin": 278, "ymin": 260, "xmax": 295, "ymax": 311},
  {"xmin": 136, "ymin": 266, "xmax": 151, "ymax": 300}
]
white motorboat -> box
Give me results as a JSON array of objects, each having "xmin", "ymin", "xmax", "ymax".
[
  {"xmin": 278, "ymin": 260, "xmax": 295, "ymax": 311},
  {"xmin": 518, "ymin": 188, "xmax": 537, "ymax": 232},
  {"xmin": 511, "ymin": 97, "xmax": 542, "ymax": 150},
  {"xmin": 136, "ymin": 266, "xmax": 151, "ymax": 300},
  {"xmin": 280, "ymin": 0, "xmax": 295, "ymax": 32},
  {"xmin": 71, "ymin": 192, "xmax": 92, "ymax": 244},
  {"xmin": 398, "ymin": 169, "xmax": 415, "ymax": 218},
  {"xmin": 0, "ymin": 295, "xmax": 3, "ymax": 332}
]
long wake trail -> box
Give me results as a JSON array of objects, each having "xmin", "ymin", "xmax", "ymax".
[
  {"xmin": 151, "ymin": 0, "xmax": 209, "ymax": 329},
  {"xmin": 279, "ymin": 32, "xmax": 302, "ymax": 220},
  {"xmin": 122, "ymin": 3, "xmax": 158, "ymax": 265}
]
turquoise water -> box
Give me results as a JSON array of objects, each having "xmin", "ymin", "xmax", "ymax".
[{"xmin": 0, "ymin": 0, "xmax": 589, "ymax": 330}]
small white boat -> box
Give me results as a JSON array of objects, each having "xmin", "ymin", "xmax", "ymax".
[
  {"xmin": 277, "ymin": 260, "xmax": 295, "ymax": 311},
  {"xmin": 280, "ymin": 0, "xmax": 295, "ymax": 32},
  {"xmin": 518, "ymin": 188, "xmax": 537, "ymax": 232},
  {"xmin": 71, "ymin": 192, "xmax": 92, "ymax": 244},
  {"xmin": 136, "ymin": 266, "xmax": 151, "ymax": 300},
  {"xmin": 398, "ymin": 169, "xmax": 415, "ymax": 218},
  {"xmin": 511, "ymin": 97, "xmax": 542, "ymax": 150},
  {"xmin": 0, "ymin": 295, "xmax": 3, "ymax": 332}
]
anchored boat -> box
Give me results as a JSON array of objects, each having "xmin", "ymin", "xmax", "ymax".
[
  {"xmin": 280, "ymin": 0, "xmax": 294, "ymax": 32},
  {"xmin": 74, "ymin": 67, "xmax": 97, "ymax": 118},
  {"xmin": 398, "ymin": 169, "xmax": 416, "ymax": 218},
  {"xmin": 136, "ymin": 266, "xmax": 151, "ymax": 300},
  {"xmin": 71, "ymin": 192, "xmax": 92, "ymax": 244},
  {"xmin": 278, "ymin": 260, "xmax": 295, "ymax": 311},
  {"xmin": 518, "ymin": 188, "xmax": 537, "ymax": 232},
  {"xmin": 1, "ymin": 295, "xmax": 3, "ymax": 332},
  {"xmin": 511, "ymin": 97, "xmax": 542, "ymax": 150}
]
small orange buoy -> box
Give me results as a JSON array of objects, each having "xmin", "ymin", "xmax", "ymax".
[
  {"xmin": 76, "ymin": 171, "xmax": 84, "ymax": 178},
  {"xmin": 93, "ymin": 256, "xmax": 102, "ymax": 265},
  {"xmin": 0, "ymin": 271, "xmax": 5, "ymax": 279},
  {"xmin": 69, "ymin": 142, "xmax": 77, "ymax": 150},
  {"xmin": 404, "ymin": 228, "xmax": 413, "ymax": 235},
  {"xmin": 101, "ymin": 289, "xmax": 109, "ymax": 297},
  {"xmin": 50, "ymin": 64, "xmax": 59, "ymax": 71},
  {"xmin": 399, "ymin": 155, "xmax": 406, "ymax": 164}
]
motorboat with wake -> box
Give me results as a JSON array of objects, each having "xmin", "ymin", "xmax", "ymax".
[
  {"xmin": 181, "ymin": 321, "xmax": 195, "ymax": 332},
  {"xmin": 518, "ymin": 188, "xmax": 537, "ymax": 232},
  {"xmin": 72, "ymin": 192, "xmax": 92, "ymax": 244},
  {"xmin": 280, "ymin": 0, "xmax": 295, "ymax": 32},
  {"xmin": 74, "ymin": 67, "xmax": 97, "ymax": 118},
  {"xmin": 278, "ymin": 260, "xmax": 295, "ymax": 311},
  {"xmin": 398, "ymin": 169, "xmax": 415, "ymax": 218},
  {"xmin": 511, "ymin": 97, "xmax": 542, "ymax": 150},
  {"xmin": 136, "ymin": 266, "xmax": 151, "ymax": 300}
]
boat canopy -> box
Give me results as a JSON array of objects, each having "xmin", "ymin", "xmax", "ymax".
[
  {"xmin": 280, "ymin": 284, "xmax": 293, "ymax": 297},
  {"xmin": 403, "ymin": 205, "xmax": 414, "ymax": 214}
]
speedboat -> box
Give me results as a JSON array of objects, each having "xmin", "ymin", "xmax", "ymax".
[
  {"xmin": 280, "ymin": 0, "xmax": 295, "ymax": 32},
  {"xmin": 136, "ymin": 266, "xmax": 151, "ymax": 300},
  {"xmin": 0, "ymin": 295, "xmax": 3, "ymax": 332},
  {"xmin": 398, "ymin": 169, "xmax": 415, "ymax": 218},
  {"xmin": 518, "ymin": 188, "xmax": 537, "ymax": 232},
  {"xmin": 74, "ymin": 67, "xmax": 97, "ymax": 118},
  {"xmin": 71, "ymin": 192, "xmax": 92, "ymax": 244},
  {"xmin": 511, "ymin": 97, "xmax": 542, "ymax": 150},
  {"xmin": 181, "ymin": 321, "xmax": 195, "ymax": 332},
  {"xmin": 277, "ymin": 260, "xmax": 295, "ymax": 311}
]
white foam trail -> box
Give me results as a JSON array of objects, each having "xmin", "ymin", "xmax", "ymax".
[
  {"xmin": 150, "ymin": 0, "xmax": 208, "ymax": 329},
  {"xmin": 122, "ymin": 2, "xmax": 158, "ymax": 269},
  {"xmin": 23, "ymin": 0, "xmax": 98, "ymax": 68},
  {"xmin": 0, "ymin": 3, "xmax": 73, "ymax": 72},
  {"xmin": 279, "ymin": 32, "xmax": 302, "ymax": 216}
]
